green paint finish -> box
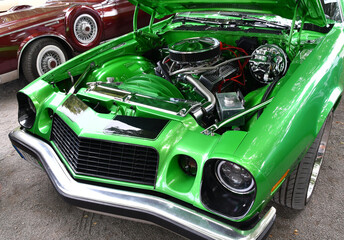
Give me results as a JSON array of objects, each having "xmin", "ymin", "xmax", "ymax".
[
  {"xmin": 118, "ymin": 74, "xmax": 184, "ymax": 99},
  {"xmin": 86, "ymin": 55, "xmax": 156, "ymax": 83},
  {"xmin": 234, "ymin": 27, "xmax": 344, "ymax": 215},
  {"xmin": 17, "ymin": 6, "xmax": 344, "ymax": 225}
]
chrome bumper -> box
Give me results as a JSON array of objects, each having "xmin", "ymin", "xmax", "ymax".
[{"xmin": 9, "ymin": 128, "xmax": 276, "ymax": 240}]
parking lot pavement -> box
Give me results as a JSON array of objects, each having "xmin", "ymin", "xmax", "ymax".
[{"xmin": 1, "ymin": 79, "xmax": 343, "ymax": 240}]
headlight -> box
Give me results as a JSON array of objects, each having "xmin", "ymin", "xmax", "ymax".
[
  {"xmin": 17, "ymin": 92, "xmax": 36, "ymax": 129},
  {"xmin": 200, "ymin": 159, "xmax": 256, "ymax": 219},
  {"xmin": 216, "ymin": 161, "xmax": 254, "ymax": 194}
]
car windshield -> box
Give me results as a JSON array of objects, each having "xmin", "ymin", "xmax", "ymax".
[{"xmin": 321, "ymin": 0, "xmax": 343, "ymax": 22}]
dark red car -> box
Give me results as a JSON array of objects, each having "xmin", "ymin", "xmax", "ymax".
[{"xmin": 0, "ymin": 0, "xmax": 149, "ymax": 83}]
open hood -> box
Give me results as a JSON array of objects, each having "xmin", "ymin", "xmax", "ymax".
[{"xmin": 129, "ymin": 0, "xmax": 327, "ymax": 26}]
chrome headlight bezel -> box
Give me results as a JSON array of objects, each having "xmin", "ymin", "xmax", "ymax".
[{"xmin": 215, "ymin": 160, "xmax": 255, "ymax": 194}]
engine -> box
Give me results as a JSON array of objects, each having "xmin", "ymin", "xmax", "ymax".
[
  {"xmin": 156, "ymin": 37, "xmax": 239, "ymax": 92},
  {"xmin": 84, "ymin": 37, "xmax": 288, "ymax": 129},
  {"xmin": 153, "ymin": 37, "xmax": 287, "ymax": 126}
]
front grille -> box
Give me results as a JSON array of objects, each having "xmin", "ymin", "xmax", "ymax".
[{"xmin": 51, "ymin": 114, "xmax": 159, "ymax": 186}]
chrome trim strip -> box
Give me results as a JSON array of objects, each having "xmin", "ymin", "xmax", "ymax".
[
  {"xmin": 87, "ymin": 90, "xmax": 125, "ymax": 101},
  {"xmin": 0, "ymin": 17, "xmax": 65, "ymax": 38},
  {"xmin": 127, "ymin": 99, "xmax": 180, "ymax": 116},
  {"xmin": 89, "ymin": 90, "xmax": 180, "ymax": 116},
  {"xmin": 45, "ymin": 20, "xmax": 60, "ymax": 27},
  {"xmin": 87, "ymin": 86, "xmax": 199, "ymax": 117},
  {"xmin": 97, "ymin": 84, "xmax": 131, "ymax": 95},
  {"xmin": 9, "ymin": 128, "xmax": 276, "ymax": 240},
  {"xmin": 0, "ymin": 70, "xmax": 19, "ymax": 84},
  {"xmin": 94, "ymin": 3, "xmax": 117, "ymax": 10}
]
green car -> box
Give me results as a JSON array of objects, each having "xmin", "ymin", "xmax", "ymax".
[{"xmin": 9, "ymin": 0, "xmax": 344, "ymax": 239}]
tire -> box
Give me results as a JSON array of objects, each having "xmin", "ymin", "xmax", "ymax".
[
  {"xmin": 273, "ymin": 112, "xmax": 333, "ymax": 209},
  {"xmin": 22, "ymin": 38, "xmax": 68, "ymax": 82}
]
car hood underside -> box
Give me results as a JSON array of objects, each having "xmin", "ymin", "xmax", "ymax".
[{"xmin": 129, "ymin": 0, "xmax": 327, "ymax": 26}]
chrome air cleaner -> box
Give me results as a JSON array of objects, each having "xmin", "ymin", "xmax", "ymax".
[{"xmin": 169, "ymin": 37, "xmax": 221, "ymax": 63}]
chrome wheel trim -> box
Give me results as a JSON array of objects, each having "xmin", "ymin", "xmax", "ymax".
[
  {"xmin": 36, "ymin": 45, "xmax": 66, "ymax": 76},
  {"xmin": 306, "ymin": 114, "xmax": 333, "ymax": 202},
  {"xmin": 73, "ymin": 14, "xmax": 98, "ymax": 44}
]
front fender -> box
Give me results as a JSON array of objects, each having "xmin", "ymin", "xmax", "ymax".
[{"xmin": 234, "ymin": 26, "xmax": 344, "ymax": 217}]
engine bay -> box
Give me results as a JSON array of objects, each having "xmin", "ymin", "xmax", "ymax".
[{"xmin": 76, "ymin": 35, "xmax": 291, "ymax": 131}]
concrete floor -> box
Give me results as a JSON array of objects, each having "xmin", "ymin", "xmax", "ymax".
[{"xmin": 0, "ymin": 79, "xmax": 343, "ymax": 240}]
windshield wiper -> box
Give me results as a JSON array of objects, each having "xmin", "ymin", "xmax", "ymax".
[
  {"xmin": 174, "ymin": 12, "xmax": 290, "ymax": 30},
  {"xmin": 218, "ymin": 12, "xmax": 290, "ymax": 30},
  {"xmin": 173, "ymin": 16, "xmax": 236, "ymax": 27}
]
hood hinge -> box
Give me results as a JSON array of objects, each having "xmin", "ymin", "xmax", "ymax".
[
  {"xmin": 133, "ymin": 3, "xmax": 140, "ymax": 33},
  {"xmin": 288, "ymin": 0, "xmax": 309, "ymax": 57},
  {"xmin": 133, "ymin": 4, "xmax": 156, "ymax": 34}
]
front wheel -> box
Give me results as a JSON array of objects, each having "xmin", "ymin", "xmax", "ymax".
[
  {"xmin": 22, "ymin": 38, "xmax": 68, "ymax": 82},
  {"xmin": 273, "ymin": 112, "xmax": 333, "ymax": 209}
]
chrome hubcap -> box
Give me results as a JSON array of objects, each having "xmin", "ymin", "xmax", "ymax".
[
  {"xmin": 47, "ymin": 56, "xmax": 58, "ymax": 69},
  {"xmin": 74, "ymin": 14, "xmax": 98, "ymax": 44},
  {"xmin": 81, "ymin": 23, "xmax": 91, "ymax": 35},
  {"xmin": 36, "ymin": 45, "xmax": 66, "ymax": 76},
  {"xmin": 41, "ymin": 52, "xmax": 61, "ymax": 73}
]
